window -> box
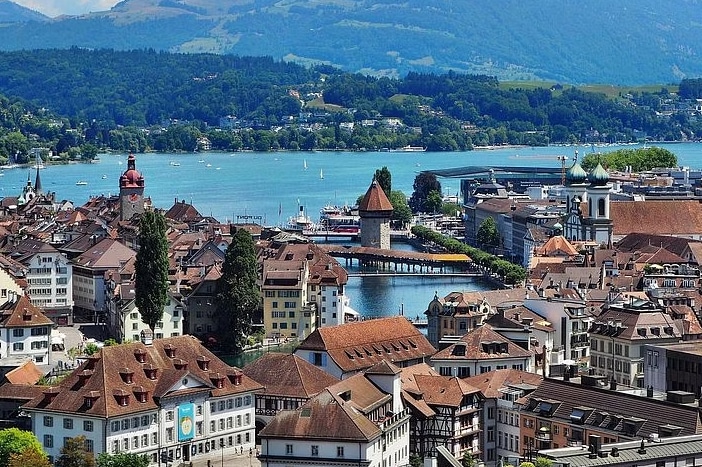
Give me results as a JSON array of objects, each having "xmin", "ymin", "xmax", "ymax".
[
  {"xmin": 141, "ymin": 434, "xmax": 148, "ymax": 447},
  {"xmin": 121, "ymin": 419, "xmax": 130, "ymax": 430},
  {"xmin": 83, "ymin": 439, "xmax": 93, "ymax": 453},
  {"xmin": 44, "ymin": 434, "xmax": 53, "ymax": 448},
  {"xmin": 311, "ymin": 445, "xmax": 319, "ymax": 457},
  {"xmin": 12, "ymin": 329, "xmax": 24, "ymax": 337},
  {"xmin": 166, "ymin": 411, "xmax": 174, "ymax": 421},
  {"xmin": 111, "ymin": 421, "xmax": 119, "ymax": 432},
  {"xmin": 84, "ymin": 420, "xmax": 94, "ymax": 432},
  {"xmin": 286, "ymin": 444, "xmax": 293, "ymax": 455},
  {"xmin": 44, "ymin": 416, "xmax": 53, "ymax": 427},
  {"xmin": 166, "ymin": 428, "xmax": 174, "ymax": 442},
  {"xmin": 63, "ymin": 418, "xmax": 73, "ymax": 429},
  {"xmin": 12, "ymin": 343, "xmax": 23, "ymax": 351},
  {"xmin": 337, "ymin": 446, "xmax": 344, "ymax": 458}
]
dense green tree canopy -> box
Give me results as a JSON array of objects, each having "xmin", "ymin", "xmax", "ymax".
[
  {"xmin": 389, "ymin": 190, "xmax": 412, "ymax": 227},
  {"xmin": 135, "ymin": 211, "xmax": 170, "ymax": 333},
  {"xmin": 409, "ymin": 173, "xmax": 442, "ymax": 213},
  {"xmin": 581, "ymin": 146, "xmax": 677, "ymax": 171},
  {"xmin": 374, "ymin": 166, "xmax": 392, "ymax": 197},
  {"xmin": 0, "ymin": 429, "xmax": 45, "ymax": 467},
  {"xmin": 96, "ymin": 453, "xmax": 149, "ymax": 467},
  {"xmin": 477, "ymin": 217, "xmax": 501, "ymax": 251},
  {"xmin": 8, "ymin": 448, "xmax": 51, "ymax": 467},
  {"xmin": 215, "ymin": 227, "xmax": 260, "ymax": 352}
]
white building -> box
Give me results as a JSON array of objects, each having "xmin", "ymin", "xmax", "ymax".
[
  {"xmin": 259, "ymin": 360, "xmax": 410, "ymax": 467},
  {"xmin": 0, "ymin": 294, "xmax": 53, "ymax": 365},
  {"xmin": 22, "ymin": 335, "xmax": 263, "ymax": 465}
]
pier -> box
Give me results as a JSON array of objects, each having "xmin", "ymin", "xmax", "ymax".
[{"xmin": 320, "ymin": 245, "xmax": 472, "ymax": 273}]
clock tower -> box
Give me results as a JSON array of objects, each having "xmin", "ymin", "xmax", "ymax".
[{"xmin": 119, "ymin": 154, "xmax": 145, "ymax": 221}]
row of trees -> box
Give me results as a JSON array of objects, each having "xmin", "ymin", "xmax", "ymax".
[
  {"xmin": 411, "ymin": 225, "xmax": 526, "ymax": 285},
  {"xmin": 580, "ymin": 146, "xmax": 677, "ymax": 171},
  {"xmin": 0, "ymin": 428, "xmax": 148, "ymax": 467},
  {"xmin": 135, "ymin": 211, "xmax": 259, "ymax": 353}
]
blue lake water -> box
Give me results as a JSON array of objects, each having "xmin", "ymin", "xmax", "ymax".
[{"xmin": 6, "ymin": 142, "xmax": 702, "ymax": 320}]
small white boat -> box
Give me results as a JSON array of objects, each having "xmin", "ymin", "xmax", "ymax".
[
  {"xmin": 206, "ymin": 163, "xmax": 212, "ymax": 168},
  {"xmin": 320, "ymin": 169, "xmax": 324, "ymax": 180},
  {"xmin": 303, "ymin": 159, "xmax": 307, "ymax": 170},
  {"xmin": 170, "ymin": 161, "xmax": 181, "ymax": 167},
  {"xmin": 76, "ymin": 181, "xmax": 88, "ymax": 186},
  {"xmin": 198, "ymin": 159, "xmax": 205, "ymax": 163},
  {"xmin": 101, "ymin": 174, "xmax": 107, "ymax": 179}
]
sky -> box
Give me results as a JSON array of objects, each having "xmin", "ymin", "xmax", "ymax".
[{"xmin": 12, "ymin": 0, "xmax": 119, "ymax": 17}]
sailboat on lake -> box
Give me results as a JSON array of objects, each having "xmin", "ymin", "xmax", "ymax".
[{"xmin": 320, "ymin": 168, "xmax": 324, "ymax": 180}]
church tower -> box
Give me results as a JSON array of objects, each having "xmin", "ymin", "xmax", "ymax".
[
  {"xmin": 358, "ymin": 180, "xmax": 393, "ymax": 249},
  {"xmin": 119, "ymin": 154, "xmax": 145, "ymax": 221},
  {"xmin": 584, "ymin": 162, "xmax": 613, "ymax": 246},
  {"xmin": 562, "ymin": 158, "xmax": 588, "ymax": 242}
]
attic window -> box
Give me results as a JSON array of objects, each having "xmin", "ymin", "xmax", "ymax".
[
  {"xmin": 119, "ymin": 368, "xmax": 134, "ymax": 384},
  {"xmin": 452, "ymin": 344, "xmax": 467, "ymax": 357},
  {"xmin": 83, "ymin": 391, "xmax": 100, "ymax": 408},
  {"xmin": 570, "ymin": 407, "xmax": 589, "ymax": 424},
  {"xmin": 164, "ymin": 344, "xmax": 177, "ymax": 358},
  {"xmin": 134, "ymin": 349, "xmax": 147, "ymax": 364},
  {"xmin": 173, "ymin": 359, "xmax": 187, "ymax": 370},
  {"xmin": 534, "ymin": 400, "xmax": 556, "ymax": 417},
  {"xmin": 113, "ymin": 389, "xmax": 130, "ymax": 407},
  {"xmin": 22, "ymin": 309, "xmax": 31, "ymax": 321},
  {"xmin": 354, "ymin": 349, "xmax": 363, "ymax": 358},
  {"xmin": 132, "ymin": 386, "xmax": 148, "ymax": 403},
  {"xmin": 407, "ymin": 339, "xmax": 417, "ymax": 349},
  {"xmin": 637, "ymin": 328, "xmax": 647, "ymax": 337},
  {"xmin": 227, "ymin": 371, "xmax": 243, "ymax": 386},
  {"xmin": 344, "ymin": 351, "xmax": 354, "ymax": 360},
  {"xmin": 650, "ymin": 327, "xmax": 661, "ymax": 336},
  {"xmin": 196, "ymin": 356, "xmax": 211, "ymax": 371},
  {"xmin": 43, "ymin": 387, "xmax": 60, "ymax": 403},
  {"xmin": 143, "ymin": 364, "xmax": 158, "ymax": 380},
  {"xmin": 210, "ymin": 372, "xmax": 225, "ymax": 389}
]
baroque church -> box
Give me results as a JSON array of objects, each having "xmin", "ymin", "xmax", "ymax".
[{"xmin": 562, "ymin": 158, "xmax": 613, "ymax": 246}]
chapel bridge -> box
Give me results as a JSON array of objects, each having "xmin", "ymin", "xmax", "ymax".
[{"xmin": 319, "ymin": 245, "xmax": 476, "ymax": 275}]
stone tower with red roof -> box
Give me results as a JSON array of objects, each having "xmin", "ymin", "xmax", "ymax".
[
  {"xmin": 358, "ymin": 179, "xmax": 393, "ymax": 249},
  {"xmin": 119, "ymin": 154, "xmax": 145, "ymax": 221}
]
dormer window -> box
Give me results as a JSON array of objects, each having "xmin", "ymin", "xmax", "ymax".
[
  {"xmin": 84, "ymin": 391, "xmax": 100, "ymax": 408},
  {"xmin": 209, "ymin": 372, "xmax": 225, "ymax": 389},
  {"xmin": 196, "ymin": 356, "xmax": 210, "ymax": 371},
  {"xmin": 43, "ymin": 387, "xmax": 60, "ymax": 404},
  {"xmin": 164, "ymin": 344, "xmax": 177, "ymax": 358},
  {"xmin": 227, "ymin": 371, "xmax": 243, "ymax": 386},
  {"xmin": 132, "ymin": 386, "xmax": 148, "ymax": 403},
  {"xmin": 174, "ymin": 359, "xmax": 187, "ymax": 370},
  {"xmin": 119, "ymin": 368, "xmax": 134, "ymax": 384},
  {"xmin": 113, "ymin": 389, "xmax": 130, "ymax": 406},
  {"xmin": 134, "ymin": 349, "xmax": 147, "ymax": 364},
  {"xmin": 143, "ymin": 364, "xmax": 158, "ymax": 380},
  {"xmin": 77, "ymin": 369, "xmax": 94, "ymax": 387},
  {"xmin": 85, "ymin": 355, "xmax": 101, "ymax": 370},
  {"xmin": 22, "ymin": 309, "xmax": 32, "ymax": 321}
]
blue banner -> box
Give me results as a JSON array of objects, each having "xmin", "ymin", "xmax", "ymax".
[{"xmin": 178, "ymin": 403, "xmax": 194, "ymax": 441}]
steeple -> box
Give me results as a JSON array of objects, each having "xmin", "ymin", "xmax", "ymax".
[{"xmin": 34, "ymin": 162, "xmax": 42, "ymax": 195}]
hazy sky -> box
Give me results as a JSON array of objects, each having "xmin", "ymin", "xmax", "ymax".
[{"xmin": 13, "ymin": 0, "xmax": 119, "ymax": 17}]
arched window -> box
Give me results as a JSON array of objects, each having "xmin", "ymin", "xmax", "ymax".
[{"xmin": 598, "ymin": 198, "xmax": 605, "ymax": 216}]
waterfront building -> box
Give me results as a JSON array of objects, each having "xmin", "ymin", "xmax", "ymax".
[
  {"xmin": 258, "ymin": 360, "xmax": 410, "ymax": 467},
  {"xmin": 119, "ymin": 154, "xmax": 145, "ymax": 221},
  {"xmin": 359, "ymin": 179, "xmax": 393, "ymax": 249},
  {"xmin": 464, "ymin": 369, "xmax": 542, "ymax": 466},
  {"xmin": 242, "ymin": 353, "xmax": 339, "ymax": 429},
  {"xmin": 429, "ymin": 324, "xmax": 533, "ymax": 378},
  {"xmin": 424, "ymin": 288, "xmax": 530, "ymax": 349},
  {"xmin": 2, "ymin": 237, "xmax": 73, "ymax": 325},
  {"xmin": 22, "ymin": 335, "xmax": 263, "ymax": 465},
  {"xmin": 400, "ymin": 363, "xmax": 482, "ymax": 460},
  {"xmin": 294, "ymin": 316, "xmax": 436, "ymax": 380},
  {"xmin": 0, "ymin": 294, "xmax": 53, "ymax": 365}
]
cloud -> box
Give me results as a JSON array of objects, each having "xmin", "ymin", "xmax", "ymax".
[{"xmin": 13, "ymin": 0, "xmax": 119, "ymax": 17}]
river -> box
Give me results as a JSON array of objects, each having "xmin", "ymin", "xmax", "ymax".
[{"xmin": 6, "ymin": 142, "xmax": 702, "ymax": 328}]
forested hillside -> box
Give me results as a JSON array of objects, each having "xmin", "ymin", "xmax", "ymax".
[{"xmin": 1, "ymin": 0, "xmax": 702, "ymax": 84}]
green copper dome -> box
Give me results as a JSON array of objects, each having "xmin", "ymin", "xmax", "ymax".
[
  {"xmin": 565, "ymin": 161, "xmax": 588, "ymax": 184},
  {"xmin": 588, "ymin": 162, "xmax": 610, "ymax": 186}
]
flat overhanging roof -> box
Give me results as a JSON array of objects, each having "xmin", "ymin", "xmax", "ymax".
[{"xmin": 423, "ymin": 165, "xmax": 563, "ymax": 178}]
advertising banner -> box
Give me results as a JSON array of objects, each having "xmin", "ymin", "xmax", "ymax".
[{"xmin": 177, "ymin": 403, "xmax": 195, "ymax": 442}]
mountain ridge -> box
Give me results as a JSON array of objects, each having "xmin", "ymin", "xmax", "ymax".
[{"xmin": 2, "ymin": 0, "xmax": 702, "ymax": 85}]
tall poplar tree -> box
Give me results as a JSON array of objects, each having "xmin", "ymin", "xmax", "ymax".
[
  {"xmin": 374, "ymin": 166, "xmax": 392, "ymax": 197},
  {"xmin": 215, "ymin": 227, "xmax": 259, "ymax": 352},
  {"xmin": 135, "ymin": 211, "xmax": 169, "ymax": 333}
]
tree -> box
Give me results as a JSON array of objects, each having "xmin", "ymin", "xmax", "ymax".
[
  {"xmin": 534, "ymin": 457, "xmax": 553, "ymax": 467},
  {"xmin": 477, "ymin": 217, "xmax": 501, "ymax": 251},
  {"xmin": 425, "ymin": 190, "xmax": 443, "ymax": 213},
  {"xmin": 409, "ymin": 172, "xmax": 442, "ymax": 213},
  {"xmin": 54, "ymin": 436, "xmax": 95, "ymax": 467},
  {"xmin": 8, "ymin": 448, "xmax": 51, "ymax": 467},
  {"xmin": 214, "ymin": 227, "xmax": 260, "ymax": 352},
  {"xmin": 389, "ymin": 190, "xmax": 412, "ymax": 227},
  {"xmin": 135, "ymin": 211, "xmax": 170, "ymax": 333},
  {"xmin": 96, "ymin": 453, "xmax": 149, "ymax": 467},
  {"xmin": 374, "ymin": 166, "xmax": 392, "ymax": 197},
  {"xmin": 0, "ymin": 429, "xmax": 45, "ymax": 467}
]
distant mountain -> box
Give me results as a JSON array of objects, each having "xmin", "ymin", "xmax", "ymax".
[
  {"xmin": 2, "ymin": 0, "xmax": 702, "ymax": 85},
  {"xmin": 0, "ymin": 0, "xmax": 48, "ymax": 23}
]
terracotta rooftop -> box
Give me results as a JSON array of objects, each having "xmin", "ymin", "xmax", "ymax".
[
  {"xmin": 358, "ymin": 180, "xmax": 393, "ymax": 213},
  {"xmin": 0, "ymin": 295, "xmax": 53, "ymax": 327},
  {"xmin": 242, "ymin": 353, "xmax": 339, "ymax": 399},
  {"xmin": 611, "ymin": 200, "xmax": 702, "ymax": 237},
  {"xmin": 22, "ymin": 336, "xmax": 263, "ymax": 418},
  {"xmin": 296, "ymin": 316, "xmax": 436, "ymax": 374},
  {"xmin": 463, "ymin": 368, "xmax": 543, "ymax": 399},
  {"xmin": 431, "ymin": 324, "xmax": 532, "ymax": 361}
]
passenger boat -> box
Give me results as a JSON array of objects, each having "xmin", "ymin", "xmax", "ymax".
[{"xmin": 319, "ymin": 205, "xmax": 360, "ymax": 233}]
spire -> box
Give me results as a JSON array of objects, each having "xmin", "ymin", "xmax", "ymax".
[{"xmin": 34, "ymin": 163, "xmax": 42, "ymax": 195}]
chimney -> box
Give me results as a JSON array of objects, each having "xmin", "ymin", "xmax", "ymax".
[
  {"xmin": 647, "ymin": 385, "xmax": 654, "ymax": 397},
  {"xmin": 140, "ymin": 329, "xmax": 153, "ymax": 346}
]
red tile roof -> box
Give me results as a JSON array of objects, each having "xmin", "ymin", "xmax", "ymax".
[
  {"xmin": 0, "ymin": 295, "xmax": 53, "ymax": 327},
  {"xmin": 358, "ymin": 181, "xmax": 393, "ymax": 213},
  {"xmin": 463, "ymin": 368, "xmax": 543, "ymax": 399},
  {"xmin": 297, "ymin": 316, "xmax": 436, "ymax": 373},
  {"xmin": 611, "ymin": 200, "xmax": 702, "ymax": 237},
  {"xmin": 22, "ymin": 336, "xmax": 263, "ymax": 418},
  {"xmin": 242, "ymin": 353, "xmax": 339, "ymax": 399}
]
